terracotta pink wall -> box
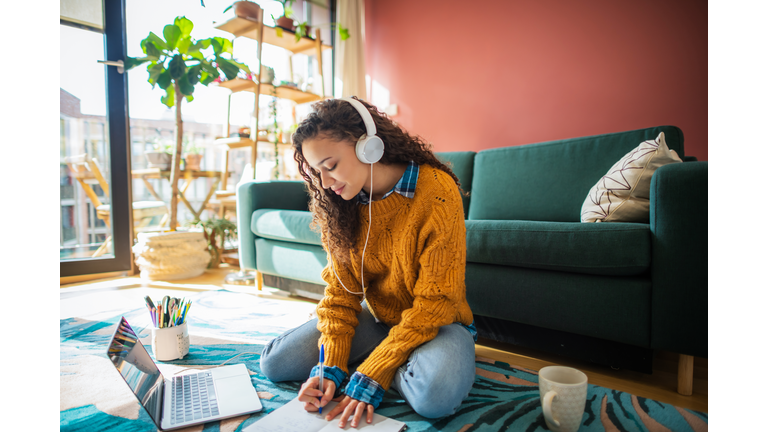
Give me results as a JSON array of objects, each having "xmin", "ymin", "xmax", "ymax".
[{"xmin": 363, "ymin": 0, "xmax": 708, "ymax": 161}]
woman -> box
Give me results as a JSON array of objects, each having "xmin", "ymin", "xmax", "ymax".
[{"xmin": 259, "ymin": 97, "xmax": 476, "ymax": 428}]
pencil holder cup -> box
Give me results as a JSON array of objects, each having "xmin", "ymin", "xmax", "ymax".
[{"xmin": 151, "ymin": 322, "xmax": 190, "ymax": 361}]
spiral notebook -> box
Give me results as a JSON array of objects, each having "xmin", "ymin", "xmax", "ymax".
[{"xmin": 244, "ymin": 397, "xmax": 406, "ymax": 431}]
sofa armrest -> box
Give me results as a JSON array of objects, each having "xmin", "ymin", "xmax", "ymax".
[
  {"xmin": 236, "ymin": 180, "xmax": 310, "ymax": 270},
  {"xmin": 650, "ymin": 161, "xmax": 708, "ymax": 357}
]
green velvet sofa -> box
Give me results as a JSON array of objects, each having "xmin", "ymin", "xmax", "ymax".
[{"xmin": 235, "ymin": 125, "xmax": 707, "ymax": 381}]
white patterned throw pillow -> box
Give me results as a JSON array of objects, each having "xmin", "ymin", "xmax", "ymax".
[{"xmin": 581, "ymin": 132, "xmax": 682, "ymax": 223}]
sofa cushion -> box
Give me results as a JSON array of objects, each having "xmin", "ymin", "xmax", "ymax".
[
  {"xmin": 251, "ymin": 209, "xmax": 322, "ymax": 246},
  {"xmin": 465, "ymin": 263, "xmax": 651, "ymax": 347},
  {"xmin": 581, "ymin": 132, "xmax": 682, "ymax": 223},
  {"xmin": 255, "ymin": 238, "xmax": 327, "ymax": 285},
  {"xmin": 465, "ymin": 220, "xmax": 650, "ymax": 276},
  {"xmin": 468, "ymin": 126, "xmax": 684, "ymax": 222}
]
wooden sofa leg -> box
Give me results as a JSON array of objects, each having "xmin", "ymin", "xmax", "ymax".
[
  {"xmin": 256, "ymin": 270, "xmax": 263, "ymax": 291},
  {"xmin": 677, "ymin": 354, "xmax": 694, "ymax": 395}
]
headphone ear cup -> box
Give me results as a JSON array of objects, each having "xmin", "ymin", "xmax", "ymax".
[{"xmin": 356, "ymin": 136, "xmax": 384, "ymax": 164}]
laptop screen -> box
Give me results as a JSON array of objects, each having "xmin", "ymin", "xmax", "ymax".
[{"xmin": 107, "ymin": 317, "xmax": 164, "ymax": 427}]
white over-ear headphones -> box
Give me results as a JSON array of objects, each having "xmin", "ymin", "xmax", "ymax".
[{"xmin": 340, "ymin": 97, "xmax": 385, "ymax": 164}]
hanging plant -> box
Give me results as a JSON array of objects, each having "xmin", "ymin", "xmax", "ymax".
[{"xmin": 269, "ymin": 86, "xmax": 280, "ymax": 180}]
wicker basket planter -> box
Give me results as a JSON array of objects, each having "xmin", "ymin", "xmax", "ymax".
[{"xmin": 132, "ymin": 231, "xmax": 210, "ymax": 280}]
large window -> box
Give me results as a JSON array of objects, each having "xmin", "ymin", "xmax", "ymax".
[{"xmin": 60, "ymin": 0, "xmax": 134, "ymax": 275}]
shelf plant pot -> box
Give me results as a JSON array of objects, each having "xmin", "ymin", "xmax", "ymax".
[
  {"xmin": 233, "ymin": 1, "xmax": 262, "ymax": 20},
  {"xmin": 145, "ymin": 151, "xmax": 172, "ymax": 170},
  {"xmin": 276, "ymin": 15, "xmax": 294, "ymax": 30},
  {"xmin": 132, "ymin": 231, "xmax": 210, "ymax": 280},
  {"xmin": 184, "ymin": 153, "xmax": 203, "ymax": 171}
]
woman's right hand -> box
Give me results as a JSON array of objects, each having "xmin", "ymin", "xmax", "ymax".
[{"xmin": 298, "ymin": 376, "xmax": 337, "ymax": 412}]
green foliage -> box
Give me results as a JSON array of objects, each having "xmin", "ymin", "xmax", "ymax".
[
  {"xmin": 125, "ymin": 16, "xmax": 251, "ymax": 108},
  {"xmin": 151, "ymin": 138, "xmax": 175, "ymax": 154},
  {"xmin": 269, "ymin": 87, "xmax": 279, "ymax": 180},
  {"xmin": 293, "ymin": 21, "xmax": 350, "ymax": 43},
  {"xmin": 186, "ymin": 218, "xmax": 237, "ymax": 265}
]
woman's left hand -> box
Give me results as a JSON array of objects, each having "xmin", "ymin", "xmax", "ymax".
[{"xmin": 324, "ymin": 395, "xmax": 375, "ymax": 428}]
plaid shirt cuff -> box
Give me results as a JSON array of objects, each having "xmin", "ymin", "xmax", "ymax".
[
  {"xmin": 310, "ymin": 365, "xmax": 347, "ymax": 390},
  {"xmin": 343, "ymin": 371, "xmax": 385, "ymax": 409}
]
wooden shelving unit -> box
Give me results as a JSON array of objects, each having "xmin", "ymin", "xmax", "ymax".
[
  {"xmin": 215, "ymin": 16, "xmax": 332, "ymax": 55},
  {"xmin": 208, "ymin": 10, "xmax": 329, "ymax": 217},
  {"xmin": 215, "ymin": 78, "xmax": 323, "ymax": 105}
]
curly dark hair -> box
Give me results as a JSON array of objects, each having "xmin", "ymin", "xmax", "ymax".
[{"xmin": 292, "ymin": 97, "xmax": 464, "ymax": 263}]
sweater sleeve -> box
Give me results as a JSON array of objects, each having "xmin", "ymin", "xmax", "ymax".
[
  {"xmin": 315, "ymin": 252, "xmax": 364, "ymax": 375},
  {"xmin": 353, "ymin": 190, "xmax": 468, "ymax": 390}
]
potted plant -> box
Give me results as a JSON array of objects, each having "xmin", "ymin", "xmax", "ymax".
[
  {"xmin": 223, "ymin": 0, "xmax": 294, "ymax": 29},
  {"xmin": 146, "ymin": 139, "xmax": 174, "ymax": 170},
  {"xmin": 186, "ymin": 218, "xmax": 238, "ymax": 268},
  {"xmin": 125, "ymin": 15, "xmax": 251, "ymax": 230},
  {"xmin": 294, "ymin": 21, "xmax": 350, "ymax": 43},
  {"xmin": 183, "ymin": 139, "xmax": 204, "ymax": 171},
  {"xmin": 273, "ymin": 0, "xmax": 296, "ymax": 29}
]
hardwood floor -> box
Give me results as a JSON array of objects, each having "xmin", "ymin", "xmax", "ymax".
[{"xmin": 60, "ymin": 266, "xmax": 707, "ymax": 414}]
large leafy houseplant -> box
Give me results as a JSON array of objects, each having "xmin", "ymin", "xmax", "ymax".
[{"xmin": 125, "ymin": 16, "xmax": 250, "ymax": 230}]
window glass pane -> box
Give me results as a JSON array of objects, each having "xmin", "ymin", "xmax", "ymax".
[
  {"xmin": 61, "ymin": 0, "xmax": 104, "ymax": 30},
  {"xmin": 60, "ymin": 23, "xmax": 115, "ymax": 260}
]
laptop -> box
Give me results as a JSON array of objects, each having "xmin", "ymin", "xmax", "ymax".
[{"xmin": 106, "ymin": 316, "xmax": 263, "ymax": 431}]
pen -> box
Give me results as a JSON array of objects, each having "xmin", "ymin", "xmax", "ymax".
[{"xmin": 318, "ymin": 344, "xmax": 324, "ymax": 414}]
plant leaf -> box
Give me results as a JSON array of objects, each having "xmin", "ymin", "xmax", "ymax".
[
  {"xmin": 216, "ymin": 57, "xmax": 240, "ymax": 80},
  {"xmin": 185, "ymin": 94, "xmax": 194, "ymax": 103},
  {"xmin": 142, "ymin": 32, "xmax": 168, "ymax": 52},
  {"xmin": 186, "ymin": 64, "xmax": 203, "ymax": 86},
  {"xmin": 157, "ymin": 69, "xmax": 172, "ymax": 89},
  {"xmin": 163, "ymin": 24, "xmax": 182, "ymax": 50},
  {"xmin": 147, "ymin": 63, "xmax": 165, "ymax": 88},
  {"xmin": 161, "ymin": 85, "xmax": 175, "ymax": 108},
  {"xmin": 174, "ymin": 16, "xmax": 194, "ymax": 39},
  {"xmin": 177, "ymin": 36, "xmax": 192, "ymax": 54},
  {"xmin": 212, "ymin": 37, "xmax": 233, "ymax": 55},
  {"xmin": 178, "ymin": 73, "xmax": 195, "ymax": 95},
  {"xmin": 168, "ymin": 54, "xmax": 186, "ymax": 80},
  {"xmin": 200, "ymin": 71, "xmax": 215, "ymax": 85},
  {"xmin": 145, "ymin": 41, "xmax": 162, "ymax": 59},
  {"xmin": 125, "ymin": 56, "xmax": 149, "ymax": 71},
  {"xmin": 210, "ymin": 38, "xmax": 221, "ymax": 54},
  {"xmin": 275, "ymin": 26, "xmax": 283, "ymax": 38},
  {"xmin": 200, "ymin": 61, "xmax": 218, "ymax": 76},
  {"xmin": 229, "ymin": 59, "xmax": 250, "ymax": 75},
  {"xmin": 339, "ymin": 26, "xmax": 350, "ymax": 41}
]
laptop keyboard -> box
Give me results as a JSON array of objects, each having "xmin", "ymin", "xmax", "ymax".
[{"xmin": 170, "ymin": 371, "xmax": 220, "ymax": 425}]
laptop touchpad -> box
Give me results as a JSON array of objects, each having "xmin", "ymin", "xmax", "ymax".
[{"xmin": 216, "ymin": 376, "xmax": 261, "ymax": 414}]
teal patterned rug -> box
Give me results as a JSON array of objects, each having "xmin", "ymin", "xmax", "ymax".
[{"xmin": 60, "ymin": 289, "xmax": 707, "ymax": 431}]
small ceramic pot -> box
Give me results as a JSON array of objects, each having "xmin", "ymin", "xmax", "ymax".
[
  {"xmin": 234, "ymin": 1, "xmax": 262, "ymax": 20},
  {"xmin": 276, "ymin": 15, "xmax": 295, "ymax": 30},
  {"xmin": 184, "ymin": 154, "xmax": 203, "ymax": 171},
  {"xmin": 145, "ymin": 151, "xmax": 172, "ymax": 170}
]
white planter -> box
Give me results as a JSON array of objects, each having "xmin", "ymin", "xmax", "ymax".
[{"xmin": 132, "ymin": 231, "xmax": 210, "ymax": 281}]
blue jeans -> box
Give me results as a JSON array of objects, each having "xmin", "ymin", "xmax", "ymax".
[{"xmin": 260, "ymin": 302, "xmax": 476, "ymax": 418}]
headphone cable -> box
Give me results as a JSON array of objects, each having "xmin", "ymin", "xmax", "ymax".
[{"xmin": 331, "ymin": 162, "xmax": 373, "ymax": 298}]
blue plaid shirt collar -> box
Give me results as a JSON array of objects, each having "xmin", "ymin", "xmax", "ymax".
[{"xmin": 357, "ymin": 161, "xmax": 419, "ymax": 204}]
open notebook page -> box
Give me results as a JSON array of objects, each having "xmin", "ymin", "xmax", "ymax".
[{"xmin": 243, "ymin": 397, "xmax": 406, "ymax": 432}]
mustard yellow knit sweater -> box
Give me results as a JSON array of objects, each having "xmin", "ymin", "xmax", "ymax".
[{"xmin": 316, "ymin": 164, "xmax": 474, "ymax": 390}]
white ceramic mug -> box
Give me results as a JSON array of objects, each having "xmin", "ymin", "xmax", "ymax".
[
  {"xmin": 151, "ymin": 322, "xmax": 190, "ymax": 361},
  {"xmin": 539, "ymin": 366, "xmax": 588, "ymax": 432}
]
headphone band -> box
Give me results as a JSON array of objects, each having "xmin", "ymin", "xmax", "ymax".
[{"xmin": 340, "ymin": 97, "xmax": 377, "ymax": 137}]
